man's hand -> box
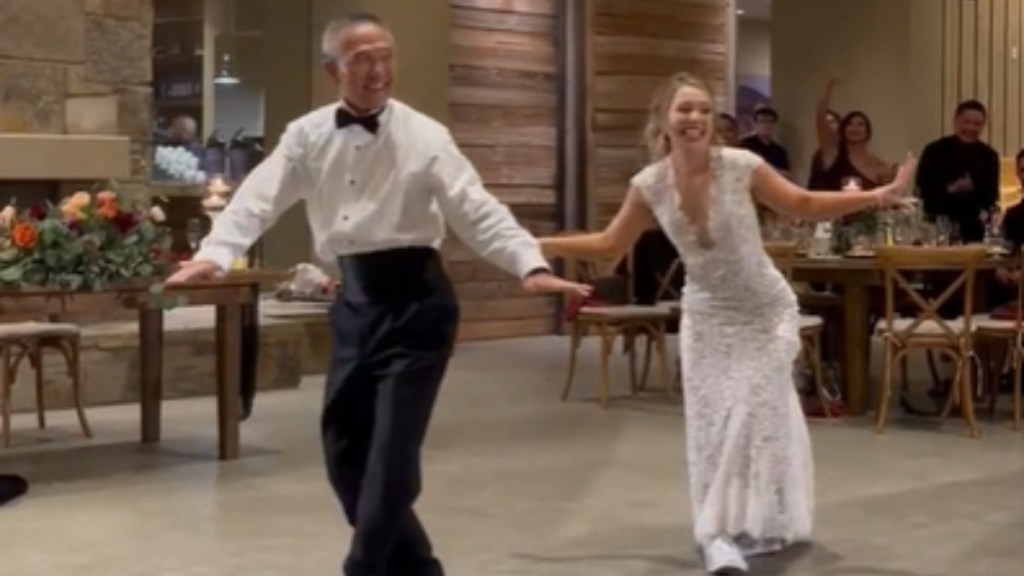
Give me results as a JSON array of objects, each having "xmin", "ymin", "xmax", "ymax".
[
  {"xmin": 522, "ymin": 271, "xmax": 592, "ymax": 298},
  {"xmin": 166, "ymin": 260, "xmax": 220, "ymax": 284},
  {"xmin": 996, "ymin": 268, "xmax": 1019, "ymax": 286},
  {"xmin": 948, "ymin": 173, "xmax": 974, "ymax": 194}
]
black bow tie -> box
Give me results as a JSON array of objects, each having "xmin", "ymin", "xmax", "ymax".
[{"xmin": 335, "ymin": 107, "xmax": 381, "ymax": 134}]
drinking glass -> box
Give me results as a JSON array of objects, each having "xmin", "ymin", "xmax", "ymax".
[
  {"xmin": 984, "ymin": 217, "xmax": 1005, "ymax": 251},
  {"xmin": 186, "ymin": 218, "xmax": 203, "ymax": 254},
  {"xmin": 793, "ymin": 222, "xmax": 813, "ymax": 253},
  {"xmin": 917, "ymin": 223, "xmax": 937, "ymax": 246},
  {"xmin": 936, "ymin": 216, "xmax": 952, "ymax": 245}
]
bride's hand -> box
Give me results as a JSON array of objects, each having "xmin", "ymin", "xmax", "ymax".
[{"xmin": 877, "ymin": 153, "xmax": 917, "ymax": 207}]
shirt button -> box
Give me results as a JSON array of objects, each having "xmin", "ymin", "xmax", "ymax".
[
  {"xmin": 349, "ymin": 179, "xmax": 356, "ymax": 185},
  {"xmin": 354, "ymin": 145, "xmax": 361, "ymax": 151},
  {"xmin": 342, "ymin": 215, "xmax": 349, "ymax": 221}
]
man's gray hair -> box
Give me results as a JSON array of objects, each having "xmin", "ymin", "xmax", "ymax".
[{"xmin": 320, "ymin": 12, "xmax": 383, "ymax": 61}]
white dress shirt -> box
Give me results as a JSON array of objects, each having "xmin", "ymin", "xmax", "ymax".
[{"xmin": 195, "ymin": 99, "xmax": 549, "ymax": 279}]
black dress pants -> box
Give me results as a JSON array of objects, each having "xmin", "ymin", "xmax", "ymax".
[{"xmin": 322, "ymin": 247, "xmax": 458, "ymax": 576}]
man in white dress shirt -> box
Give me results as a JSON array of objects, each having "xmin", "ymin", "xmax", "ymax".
[{"xmin": 167, "ymin": 12, "xmax": 589, "ymax": 576}]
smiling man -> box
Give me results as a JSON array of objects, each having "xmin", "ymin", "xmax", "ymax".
[
  {"xmin": 917, "ymin": 99, "xmax": 1001, "ymax": 243},
  {"xmin": 166, "ymin": 12, "xmax": 589, "ymax": 576}
]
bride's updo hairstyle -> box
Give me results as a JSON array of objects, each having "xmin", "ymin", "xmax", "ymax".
[{"xmin": 642, "ymin": 72, "xmax": 717, "ymax": 161}]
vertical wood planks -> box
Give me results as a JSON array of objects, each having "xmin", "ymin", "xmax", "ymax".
[
  {"xmin": 446, "ymin": 0, "xmax": 561, "ymax": 340},
  {"xmin": 940, "ymin": 0, "xmax": 1024, "ymax": 155},
  {"xmin": 586, "ymin": 0, "xmax": 730, "ymax": 227}
]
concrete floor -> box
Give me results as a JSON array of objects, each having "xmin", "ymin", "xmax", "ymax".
[{"xmin": 1, "ymin": 336, "xmax": 1023, "ymax": 575}]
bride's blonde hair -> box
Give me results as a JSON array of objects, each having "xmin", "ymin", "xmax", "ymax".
[{"xmin": 642, "ymin": 72, "xmax": 716, "ymax": 161}]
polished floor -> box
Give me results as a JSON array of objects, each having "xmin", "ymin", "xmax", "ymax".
[{"xmin": 1, "ymin": 336, "xmax": 1022, "ymax": 575}]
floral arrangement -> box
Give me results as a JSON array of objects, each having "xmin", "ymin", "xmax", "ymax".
[
  {"xmin": 839, "ymin": 207, "xmax": 882, "ymax": 236},
  {"xmin": 833, "ymin": 197, "xmax": 922, "ymax": 252},
  {"xmin": 0, "ymin": 185, "xmax": 174, "ymax": 291}
]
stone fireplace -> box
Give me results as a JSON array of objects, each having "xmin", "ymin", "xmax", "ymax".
[{"xmin": 0, "ymin": 0, "xmax": 153, "ymax": 199}]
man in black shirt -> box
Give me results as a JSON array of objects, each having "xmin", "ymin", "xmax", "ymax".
[
  {"xmin": 916, "ymin": 99, "xmax": 1001, "ymax": 243},
  {"xmin": 741, "ymin": 107, "xmax": 791, "ymax": 176}
]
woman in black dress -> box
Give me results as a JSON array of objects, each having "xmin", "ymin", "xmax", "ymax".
[
  {"xmin": 807, "ymin": 109, "xmax": 841, "ymax": 188},
  {"xmin": 814, "ymin": 78, "xmax": 895, "ymax": 190}
]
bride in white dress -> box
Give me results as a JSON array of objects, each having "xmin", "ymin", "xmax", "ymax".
[{"xmin": 540, "ymin": 73, "xmax": 915, "ymax": 575}]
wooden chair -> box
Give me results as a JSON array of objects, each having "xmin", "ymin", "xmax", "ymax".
[
  {"xmin": 763, "ymin": 242, "xmax": 833, "ymax": 418},
  {"xmin": 973, "ymin": 249, "xmax": 1024, "ymax": 431},
  {"xmin": 655, "ymin": 259, "xmax": 683, "ymax": 302},
  {"xmin": 562, "ymin": 255, "xmax": 675, "ymax": 408},
  {"xmin": 648, "ymin": 257, "xmax": 682, "ymax": 391},
  {"xmin": 873, "ymin": 245, "xmax": 988, "ymax": 437},
  {"xmin": 0, "ymin": 320, "xmax": 92, "ymax": 446}
]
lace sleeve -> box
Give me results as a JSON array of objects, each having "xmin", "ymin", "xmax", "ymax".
[
  {"xmin": 722, "ymin": 147, "xmax": 766, "ymax": 193},
  {"xmin": 629, "ymin": 160, "xmax": 667, "ymax": 204}
]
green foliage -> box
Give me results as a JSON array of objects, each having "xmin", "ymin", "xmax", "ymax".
[{"xmin": 0, "ymin": 185, "xmax": 174, "ymax": 291}]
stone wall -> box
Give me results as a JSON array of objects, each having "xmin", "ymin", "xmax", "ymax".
[{"xmin": 0, "ymin": 0, "xmax": 153, "ymax": 200}]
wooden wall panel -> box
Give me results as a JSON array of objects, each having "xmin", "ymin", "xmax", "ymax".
[
  {"xmin": 939, "ymin": 0, "xmax": 1024, "ymax": 156},
  {"xmin": 447, "ymin": 0, "xmax": 561, "ymax": 341},
  {"xmin": 587, "ymin": 0, "xmax": 730, "ymax": 226}
]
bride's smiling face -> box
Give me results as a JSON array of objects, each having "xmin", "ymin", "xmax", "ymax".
[{"xmin": 667, "ymin": 85, "xmax": 715, "ymax": 151}]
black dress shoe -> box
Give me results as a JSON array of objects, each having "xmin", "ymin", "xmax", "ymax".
[{"xmin": 0, "ymin": 474, "xmax": 28, "ymax": 506}]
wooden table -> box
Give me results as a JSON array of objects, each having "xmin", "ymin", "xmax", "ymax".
[
  {"xmin": 0, "ymin": 270, "xmax": 287, "ymax": 461},
  {"xmin": 792, "ymin": 255, "xmax": 1010, "ymax": 416}
]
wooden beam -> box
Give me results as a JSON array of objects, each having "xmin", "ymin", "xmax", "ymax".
[{"xmin": 561, "ymin": 0, "xmax": 587, "ymax": 233}]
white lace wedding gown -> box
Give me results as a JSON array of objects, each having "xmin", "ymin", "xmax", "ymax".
[{"xmin": 630, "ymin": 147, "xmax": 814, "ymax": 549}]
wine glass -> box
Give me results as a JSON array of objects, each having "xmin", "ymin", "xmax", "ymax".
[{"xmin": 185, "ymin": 218, "xmax": 203, "ymax": 254}]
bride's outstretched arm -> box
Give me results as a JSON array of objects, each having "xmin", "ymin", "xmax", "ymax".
[
  {"xmin": 540, "ymin": 186, "xmax": 656, "ymax": 260},
  {"xmin": 750, "ymin": 154, "xmax": 917, "ymax": 221}
]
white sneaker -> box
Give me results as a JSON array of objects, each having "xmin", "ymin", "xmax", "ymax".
[
  {"xmin": 702, "ymin": 536, "xmax": 749, "ymax": 574},
  {"xmin": 737, "ymin": 536, "xmax": 784, "ymax": 557}
]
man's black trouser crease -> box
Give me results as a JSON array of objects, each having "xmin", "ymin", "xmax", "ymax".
[{"xmin": 322, "ymin": 247, "xmax": 457, "ymax": 576}]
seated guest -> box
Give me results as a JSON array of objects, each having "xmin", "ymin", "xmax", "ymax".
[
  {"xmin": 741, "ymin": 106, "xmax": 791, "ymax": 176},
  {"xmin": 814, "ymin": 79, "xmax": 893, "ymax": 190},
  {"xmin": 994, "ymin": 148, "xmax": 1024, "ymax": 296},
  {"xmin": 716, "ymin": 113, "xmax": 740, "ymax": 146},
  {"xmin": 161, "ymin": 115, "xmax": 205, "ymax": 160},
  {"xmin": 917, "ymin": 99, "xmax": 1000, "ymax": 243}
]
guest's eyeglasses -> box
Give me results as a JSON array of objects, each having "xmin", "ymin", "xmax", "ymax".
[{"xmin": 343, "ymin": 50, "xmax": 394, "ymax": 74}]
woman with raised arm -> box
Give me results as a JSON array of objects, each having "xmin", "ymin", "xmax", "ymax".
[
  {"xmin": 540, "ymin": 73, "xmax": 915, "ymax": 575},
  {"xmin": 815, "ymin": 78, "xmax": 895, "ymax": 189}
]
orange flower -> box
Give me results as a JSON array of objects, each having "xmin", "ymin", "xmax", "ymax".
[
  {"xmin": 96, "ymin": 200, "xmax": 119, "ymax": 219},
  {"xmin": 96, "ymin": 190, "xmax": 116, "ymax": 204},
  {"xmin": 11, "ymin": 221, "xmax": 38, "ymax": 249}
]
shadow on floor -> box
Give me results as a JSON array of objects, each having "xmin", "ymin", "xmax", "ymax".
[{"xmin": 0, "ymin": 439, "xmax": 278, "ymax": 487}]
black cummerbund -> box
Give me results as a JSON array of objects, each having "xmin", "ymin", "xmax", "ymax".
[{"xmin": 337, "ymin": 247, "xmax": 454, "ymax": 304}]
